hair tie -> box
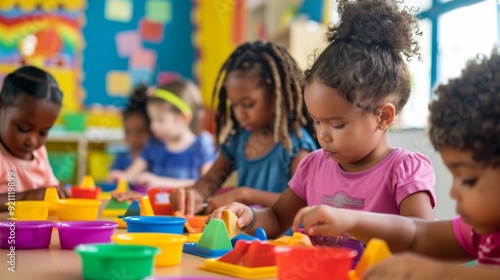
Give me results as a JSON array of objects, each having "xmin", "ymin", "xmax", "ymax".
[{"xmin": 149, "ymin": 88, "xmax": 192, "ymax": 117}]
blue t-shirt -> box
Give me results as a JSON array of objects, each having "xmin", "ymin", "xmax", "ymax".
[
  {"xmin": 140, "ymin": 132, "xmax": 217, "ymax": 180},
  {"xmin": 110, "ymin": 152, "xmax": 134, "ymax": 171},
  {"xmin": 220, "ymin": 127, "xmax": 317, "ymax": 193}
]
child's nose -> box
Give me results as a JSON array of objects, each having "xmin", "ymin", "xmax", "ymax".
[
  {"xmin": 449, "ymin": 181, "xmax": 460, "ymax": 201},
  {"xmin": 25, "ymin": 133, "xmax": 38, "ymax": 148},
  {"xmin": 318, "ymin": 125, "xmax": 333, "ymax": 142}
]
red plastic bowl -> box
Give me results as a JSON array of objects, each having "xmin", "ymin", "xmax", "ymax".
[
  {"xmin": 274, "ymin": 246, "xmax": 357, "ymax": 280},
  {"xmin": 0, "ymin": 221, "xmax": 54, "ymax": 249}
]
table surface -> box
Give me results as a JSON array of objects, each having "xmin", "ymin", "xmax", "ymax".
[{"xmin": 0, "ymin": 213, "xmax": 274, "ymax": 280}]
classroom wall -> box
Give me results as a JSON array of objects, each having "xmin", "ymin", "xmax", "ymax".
[
  {"xmin": 387, "ymin": 129, "xmax": 455, "ymax": 220},
  {"xmin": 82, "ymin": 0, "xmax": 194, "ymax": 107}
]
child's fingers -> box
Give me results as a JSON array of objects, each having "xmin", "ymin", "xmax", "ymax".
[
  {"xmin": 171, "ymin": 189, "xmax": 186, "ymax": 215},
  {"xmin": 292, "ymin": 206, "xmax": 312, "ymax": 232},
  {"xmin": 185, "ymin": 189, "xmax": 196, "ymax": 217}
]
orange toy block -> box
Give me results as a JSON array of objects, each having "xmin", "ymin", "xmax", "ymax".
[
  {"xmin": 350, "ymin": 238, "xmax": 391, "ymax": 280},
  {"xmin": 139, "ymin": 196, "xmax": 155, "ymax": 216},
  {"xmin": 222, "ymin": 209, "xmax": 240, "ymax": 238},
  {"xmin": 174, "ymin": 211, "xmax": 196, "ymax": 233}
]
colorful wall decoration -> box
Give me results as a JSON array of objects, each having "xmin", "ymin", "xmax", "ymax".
[
  {"xmin": 82, "ymin": 0, "xmax": 194, "ymax": 108},
  {"xmin": 0, "ymin": 0, "xmax": 86, "ymax": 112}
]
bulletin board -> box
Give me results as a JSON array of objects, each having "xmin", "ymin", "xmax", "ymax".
[
  {"xmin": 82, "ymin": 0, "xmax": 194, "ymax": 107},
  {"xmin": 0, "ymin": 0, "xmax": 86, "ymax": 112}
]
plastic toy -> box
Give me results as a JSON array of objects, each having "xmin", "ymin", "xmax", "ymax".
[
  {"xmin": 270, "ymin": 232, "xmax": 313, "ymax": 247},
  {"xmin": 101, "ymin": 178, "xmax": 131, "ymax": 217},
  {"xmin": 183, "ymin": 218, "xmax": 232, "ymax": 258},
  {"xmin": 75, "ymin": 244, "xmax": 159, "ymax": 280},
  {"xmin": 201, "ymin": 240, "xmax": 277, "ymax": 279},
  {"xmin": 71, "ymin": 175, "xmax": 101, "ymax": 199},
  {"xmin": 43, "ymin": 186, "xmax": 59, "ymax": 216},
  {"xmin": 124, "ymin": 216, "xmax": 186, "ymax": 234},
  {"xmin": 174, "ymin": 211, "xmax": 207, "ymax": 234},
  {"xmin": 113, "ymin": 233, "xmax": 187, "ymax": 267},
  {"xmin": 10, "ymin": 201, "xmax": 49, "ymax": 221},
  {"xmin": 115, "ymin": 201, "xmax": 141, "ymax": 228},
  {"xmin": 57, "ymin": 199, "xmax": 101, "ymax": 221},
  {"xmin": 349, "ymin": 238, "xmax": 391, "ymax": 280},
  {"xmin": 148, "ymin": 188, "xmax": 172, "ymax": 215},
  {"xmin": 231, "ymin": 233, "xmax": 258, "ymax": 247},
  {"xmin": 274, "ymin": 246, "xmax": 357, "ymax": 280},
  {"xmin": 55, "ymin": 221, "xmax": 118, "ymax": 249},
  {"xmin": 186, "ymin": 233, "xmax": 203, "ymax": 243},
  {"xmin": 0, "ymin": 221, "xmax": 54, "ymax": 249},
  {"xmin": 254, "ymin": 227, "xmax": 267, "ymax": 240},
  {"xmin": 139, "ymin": 196, "xmax": 155, "ymax": 216},
  {"xmin": 222, "ymin": 209, "xmax": 239, "ymax": 238}
]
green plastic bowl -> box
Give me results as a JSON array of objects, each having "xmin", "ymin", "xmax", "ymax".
[{"xmin": 75, "ymin": 243, "xmax": 160, "ymax": 280}]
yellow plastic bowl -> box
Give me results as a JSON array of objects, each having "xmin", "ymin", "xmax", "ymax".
[
  {"xmin": 7, "ymin": 201, "xmax": 49, "ymax": 221},
  {"xmin": 57, "ymin": 199, "xmax": 101, "ymax": 221},
  {"xmin": 112, "ymin": 233, "xmax": 187, "ymax": 267}
]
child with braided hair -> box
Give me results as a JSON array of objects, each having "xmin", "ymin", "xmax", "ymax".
[{"xmin": 171, "ymin": 41, "xmax": 318, "ymax": 215}]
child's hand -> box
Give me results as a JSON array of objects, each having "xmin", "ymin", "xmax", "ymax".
[
  {"xmin": 210, "ymin": 202, "xmax": 254, "ymax": 230},
  {"xmin": 112, "ymin": 191, "xmax": 144, "ymax": 202},
  {"xmin": 170, "ymin": 188, "xmax": 204, "ymax": 216},
  {"xmin": 292, "ymin": 205, "xmax": 355, "ymax": 236},
  {"xmin": 57, "ymin": 186, "xmax": 70, "ymax": 199},
  {"xmin": 363, "ymin": 252, "xmax": 448, "ymax": 280},
  {"xmin": 205, "ymin": 188, "xmax": 245, "ymax": 214},
  {"xmin": 108, "ymin": 170, "xmax": 125, "ymax": 182},
  {"xmin": 135, "ymin": 172, "xmax": 161, "ymax": 187}
]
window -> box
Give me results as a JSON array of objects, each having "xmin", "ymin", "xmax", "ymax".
[
  {"xmin": 437, "ymin": 0, "xmax": 498, "ymax": 85},
  {"xmin": 399, "ymin": 0, "xmax": 498, "ymax": 129}
]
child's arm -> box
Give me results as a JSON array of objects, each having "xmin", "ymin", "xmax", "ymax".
[
  {"xmin": 364, "ymin": 252, "xmax": 500, "ymax": 280},
  {"xmin": 293, "ymin": 205, "xmax": 472, "ymax": 260},
  {"xmin": 210, "ymin": 188, "xmax": 308, "ymax": 238},
  {"xmin": 134, "ymin": 172, "xmax": 195, "ymax": 188},
  {"xmin": 399, "ymin": 191, "xmax": 435, "ymax": 219},
  {"xmin": 109, "ymin": 158, "xmax": 147, "ymax": 181},
  {"xmin": 170, "ymin": 155, "xmax": 234, "ymax": 216}
]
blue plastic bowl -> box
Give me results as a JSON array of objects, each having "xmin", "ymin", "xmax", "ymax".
[
  {"xmin": 98, "ymin": 182, "xmax": 117, "ymax": 192},
  {"xmin": 124, "ymin": 216, "xmax": 186, "ymax": 234}
]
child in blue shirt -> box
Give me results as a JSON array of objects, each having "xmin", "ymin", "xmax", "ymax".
[
  {"xmin": 170, "ymin": 41, "xmax": 318, "ymax": 215},
  {"xmin": 109, "ymin": 79, "xmax": 217, "ymax": 189},
  {"xmin": 109, "ymin": 84, "xmax": 150, "ymax": 171}
]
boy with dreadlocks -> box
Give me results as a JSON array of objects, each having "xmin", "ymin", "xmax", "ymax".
[{"xmin": 171, "ymin": 41, "xmax": 318, "ymax": 216}]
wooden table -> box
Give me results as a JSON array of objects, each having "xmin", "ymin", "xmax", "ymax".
[{"xmin": 0, "ymin": 213, "xmax": 275, "ymax": 280}]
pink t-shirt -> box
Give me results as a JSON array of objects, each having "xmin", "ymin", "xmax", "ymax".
[
  {"xmin": 290, "ymin": 148, "xmax": 436, "ymax": 214},
  {"xmin": 453, "ymin": 216, "xmax": 500, "ymax": 266},
  {"xmin": 0, "ymin": 142, "xmax": 58, "ymax": 193}
]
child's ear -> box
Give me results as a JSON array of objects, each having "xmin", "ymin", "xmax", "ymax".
[{"xmin": 376, "ymin": 103, "xmax": 396, "ymax": 130}]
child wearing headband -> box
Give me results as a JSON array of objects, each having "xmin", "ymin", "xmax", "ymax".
[{"xmin": 109, "ymin": 79, "xmax": 217, "ymax": 188}]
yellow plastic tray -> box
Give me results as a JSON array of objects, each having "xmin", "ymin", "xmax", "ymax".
[
  {"xmin": 200, "ymin": 259, "xmax": 276, "ymax": 279},
  {"xmin": 101, "ymin": 209, "xmax": 127, "ymax": 217}
]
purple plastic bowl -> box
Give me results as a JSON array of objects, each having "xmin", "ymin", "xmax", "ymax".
[
  {"xmin": 144, "ymin": 276, "xmax": 220, "ymax": 280},
  {"xmin": 0, "ymin": 221, "xmax": 54, "ymax": 249},
  {"xmin": 130, "ymin": 184, "xmax": 148, "ymax": 193},
  {"xmin": 55, "ymin": 221, "xmax": 118, "ymax": 250}
]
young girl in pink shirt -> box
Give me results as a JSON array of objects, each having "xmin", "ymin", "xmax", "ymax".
[
  {"xmin": 0, "ymin": 66, "xmax": 63, "ymax": 210},
  {"xmin": 210, "ymin": 0, "xmax": 436, "ymax": 248},
  {"xmin": 292, "ymin": 46, "xmax": 500, "ymax": 279}
]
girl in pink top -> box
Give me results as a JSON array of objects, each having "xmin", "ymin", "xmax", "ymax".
[
  {"xmin": 0, "ymin": 66, "xmax": 63, "ymax": 210},
  {"xmin": 292, "ymin": 47, "xmax": 500, "ymax": 278},
  {"xmin": 210, "ymin": 0, "xmax": 435, "ymax": 250}
]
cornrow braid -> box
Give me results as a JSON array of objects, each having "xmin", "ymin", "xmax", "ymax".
[{"xmin": 211, "ymin": 41, "xmax": 315, "ymax": 152}]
